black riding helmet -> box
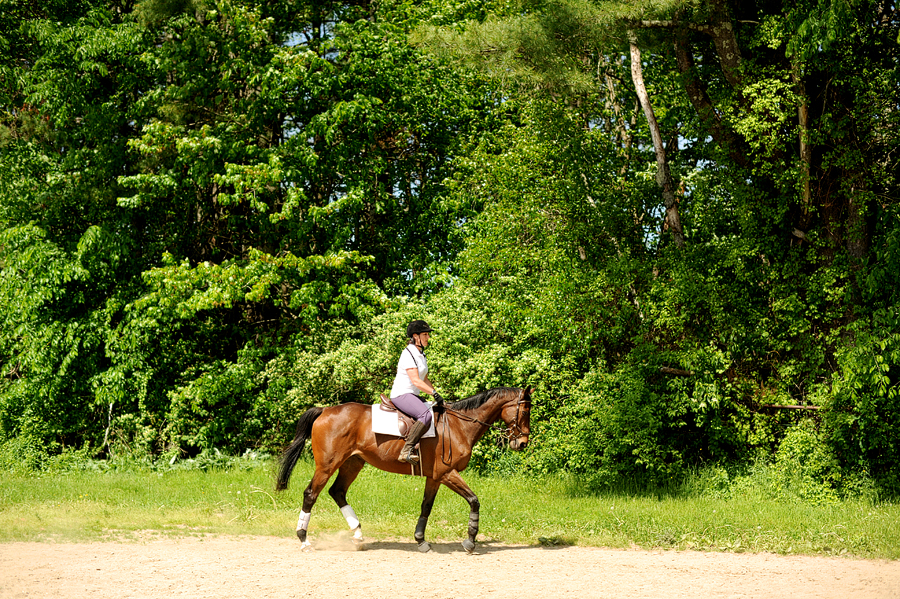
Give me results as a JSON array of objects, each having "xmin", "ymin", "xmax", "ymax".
[{"xmin": 406, "ymin": 320, "xmax": 433, "ymax": 337}]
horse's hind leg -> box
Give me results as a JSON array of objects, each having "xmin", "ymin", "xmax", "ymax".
[
  {"xmin": 296, "ymin": 465, "xmax": 338, "ymax": 550},
  {"xmin": 328, "ymin": 456, "xmax": 366, "ymax": 546}
]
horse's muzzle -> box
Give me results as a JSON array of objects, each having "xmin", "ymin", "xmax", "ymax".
[{"xmin": 509, "ymin": 437, "xmax": 528, "ymax": 451}]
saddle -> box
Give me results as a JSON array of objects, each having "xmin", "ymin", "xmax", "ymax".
[
  {"xmin": 373, "ymin": 394, "xmax": 436, "ymax": 439},
  {"xmin": 379, "ymin": 394, "xmax": 414, "ymax": 437}
]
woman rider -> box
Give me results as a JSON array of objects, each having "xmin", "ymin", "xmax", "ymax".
[{"xmin": 390, "ymin": 320, "xmax": 444, "ymax": 464}]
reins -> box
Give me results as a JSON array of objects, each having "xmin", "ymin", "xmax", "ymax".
[
  {"xmin": 442, "ymin": 406, "xmax": 491, "ymax": 428},
  {"xmin": 437, "ymin": 389, "xmax": 531, "ymax": 466}
]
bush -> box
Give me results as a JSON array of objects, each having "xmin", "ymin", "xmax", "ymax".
[
  {"xmin": 533, "ymin": 361, "xmax": 694, "ymax": 488},
  {"xmin": 823, "ymin": 309, "xmax": 900, "ymax": 498},
  {"xmin": 0, "ymin": 435, "xmax": 50, "ymax": 473},
  {"xmin": 770, "ymin": 423, "xmax": 840, "ymax": 505}
]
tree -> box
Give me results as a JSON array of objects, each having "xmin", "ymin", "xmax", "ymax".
[
  {"xmin": 417, "ymin": 0, "xmax": 900, "ymax": 263},
  {"xmin": 412, "ymin": 0, "xmax": 900, "ymax": 490}
]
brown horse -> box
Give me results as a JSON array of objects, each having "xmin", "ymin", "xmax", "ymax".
[{"xmin": 275, "ymin": 386, "xmax": 532, "ymax": 553}]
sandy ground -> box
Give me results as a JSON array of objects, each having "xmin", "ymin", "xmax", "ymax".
[{"xmin": 2, "ymin": 534, "xmax": 899, "ymax": 599}]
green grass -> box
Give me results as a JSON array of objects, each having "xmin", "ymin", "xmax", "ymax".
[{"xmin": 1, "ymin": 458, "xmax": 898, "ymax": 559}]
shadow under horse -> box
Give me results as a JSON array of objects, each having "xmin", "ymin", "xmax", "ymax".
[{"xmin": 275, "ymin": 386, "xmax": 533, "ymax": 553}]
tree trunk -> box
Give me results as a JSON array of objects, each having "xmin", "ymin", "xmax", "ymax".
[
  {"xmin": 674, "ymin": 30, "xmax": 749, "ymax": 168},
  {"xmin": 702, "ymin": 0, "xmax": 742, "ymax": 89},
  {"xmin": 629, "ymin": 33, "xmax": 685, "ymax": 249},
  {"xmin": 792, "ymin": 61, "xmax": 812, "ymax": 229}
]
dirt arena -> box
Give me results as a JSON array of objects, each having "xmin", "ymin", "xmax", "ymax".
[{"xmin": 2, "ymin": 534, "xmax": 899, "ymax": 598}]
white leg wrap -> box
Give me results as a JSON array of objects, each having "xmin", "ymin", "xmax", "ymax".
[
  {"xmin": 340, "ymin": 505, "xmax": 361, "ymax": 530},
  {"xmin": 297, "ymin": 510, "xmax": 311, "ymax": 532}
]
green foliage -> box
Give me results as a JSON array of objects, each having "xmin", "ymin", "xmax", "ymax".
[
  {"xmin": 0, "ymin": 434, "xmax": 52, "ymax": 473},
  {"xmin": 413, "ymin": 0, "xmax": 687, "ymax": 93},
  {"xmin": 1, "ymin": 0, "xmax": 899, "ymax": 509},
  {"xmin": 529, "ymin": 346, "xmax": 744, "ymax": 488},
  {"xmin": 786, "ymin": 0, "xmax": 858, "ymax": 62}
]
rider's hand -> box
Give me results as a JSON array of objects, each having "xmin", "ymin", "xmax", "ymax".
[{"xmin": 433, "ymin": 391, "xmax": 444, "ymax": 405}]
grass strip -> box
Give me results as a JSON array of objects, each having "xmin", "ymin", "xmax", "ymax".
[{"xmin": 1, "ymin": 459, "xmax": 897, "ymax": 559}]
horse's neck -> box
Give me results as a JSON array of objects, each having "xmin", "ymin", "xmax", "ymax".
[{"xmin": 472, "ymin": 392, "xmax": 512, "ymax": 425}]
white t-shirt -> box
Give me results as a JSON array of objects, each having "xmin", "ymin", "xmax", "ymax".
[{"xmin": 390, "ymin": 345, "xmax": 428, "ymax": 398}]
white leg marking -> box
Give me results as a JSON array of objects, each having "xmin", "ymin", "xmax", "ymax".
[
  {"xmin": 297, "ymin": 510, "xmax": 311, "ymax": 532},
  {"xmin": 340, "ymin": 504, "xmax": 360, "ymax": 530}
]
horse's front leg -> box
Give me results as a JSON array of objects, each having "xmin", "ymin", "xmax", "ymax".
[
  {"xmin": 415, "ymin": 478, "xmax": 441, "ymax": 553},
  {"xmin": 441, "ymin": 470, "xmax": 480, "ymax": 554}
]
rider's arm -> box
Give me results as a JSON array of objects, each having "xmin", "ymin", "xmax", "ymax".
[{"xmin": 406, "ymin": 367, "xmax": 436, "ymax": 396}]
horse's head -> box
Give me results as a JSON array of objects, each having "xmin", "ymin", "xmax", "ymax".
[{"xmin": 501, "ymin": 386, "xmax": 533, "ymax": 451}]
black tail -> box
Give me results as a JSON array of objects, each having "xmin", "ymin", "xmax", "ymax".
[{"xmin": 275, "ymin": 407, "xmax": 323, "ymax": 491}]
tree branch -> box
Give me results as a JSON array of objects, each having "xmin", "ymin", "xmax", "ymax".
[{"xmin": 660, "ymin": 367, "xmax": 693, "ymax": 376}]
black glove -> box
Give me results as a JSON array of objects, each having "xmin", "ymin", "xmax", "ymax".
[{"xmin": 432, "ymin": 392, "xmax": 445, "ymax": 414}]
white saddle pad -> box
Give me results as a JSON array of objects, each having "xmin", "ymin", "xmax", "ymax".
[{"xmin": 371, "ymin": 403, "xmax": 437, "ymax": 438}]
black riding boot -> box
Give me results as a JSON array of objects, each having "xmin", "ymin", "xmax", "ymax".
[{"xmin": 399, "ymin": 420, "xmax": 429, "ymax": 464}]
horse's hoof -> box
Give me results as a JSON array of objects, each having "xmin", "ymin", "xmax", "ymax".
[
  {"xmin": 417, "ymin": 541, "xmax": 432, "ymax": 553},
  {"xmin": 462, "ymin": 539, "xmax": 475, "ymax": 554},
  {"xmin": 351, "ymin": 537, "xmax": 365, "ymax": 551},
  {"xmin": 300, "ymin": 540, "xmax": 313, "ymax": 552}
]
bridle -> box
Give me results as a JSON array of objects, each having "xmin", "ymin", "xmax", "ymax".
[{"xmin": 499, "ymin": 387, "xmax": 531, "ymax": 442}]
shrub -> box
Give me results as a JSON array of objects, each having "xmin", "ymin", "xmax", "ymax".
[
  {"xmin": 770, "ymin": 422, "xmax": 840, "ymax": 505},
  {"xmin": 823, "ymin": 309, "xmax": 900, "ymax": 498}
]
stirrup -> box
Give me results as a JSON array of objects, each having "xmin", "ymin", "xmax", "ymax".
[{"xmin": 399, "ymin": 447, "xmax": 420, "ymax": 464}]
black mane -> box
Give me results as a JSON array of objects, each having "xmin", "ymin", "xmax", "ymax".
[{"xmin": 448, "ymin": 387, "xmax": 519, "ymax": 411}]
